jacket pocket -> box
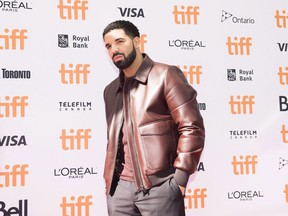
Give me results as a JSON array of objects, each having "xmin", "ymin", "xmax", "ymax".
[{"xmin": 139, "ymin": 120, "xmax": 177, "ymax": 175}]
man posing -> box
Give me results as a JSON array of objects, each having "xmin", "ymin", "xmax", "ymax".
[{"xmin": 102, "ymin": 20, "xmax": 205, "ymax": 216}]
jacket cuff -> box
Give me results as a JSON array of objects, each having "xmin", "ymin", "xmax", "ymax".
[{"xmin": 174, "ymin": 169, "xmax": 190, "ymax": 187}]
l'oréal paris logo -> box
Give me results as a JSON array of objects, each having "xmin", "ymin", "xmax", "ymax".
[
  {"xmin": 168, "ymin": 39, "xmax": 206, "ymax": 50},
  {"xmin": 54, "ymin": 166, "xmax": 97, "ymax": 179},
  {"xmin": 0, "ymin": 1, "xmax": 32, "ymax": 12},
  {"xmin": 228, "ymin": 190, "xmax": 264, "ymax": 201}
]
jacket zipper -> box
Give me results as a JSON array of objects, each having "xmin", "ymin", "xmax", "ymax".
[{"xmin": 124, "ymin": 80, "xmax": 145, "ymax": 192}]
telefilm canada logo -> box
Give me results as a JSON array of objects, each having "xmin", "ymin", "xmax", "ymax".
[
  {"xmin": 58, "ymin": 101, "xmax": 92, "ymax": 111},
  {"xmin": 227, "ymin": 68, "xmax": 254, "ymax": 82},
  {"xmin": 58, "ymin": 34, "xmax": 90, "ymax": 48},
  {"xmin": 229, "ymin": 129, "xmax": 257, "ymax": 139},
  {"xmin": 0, "ymin": 0, "xmax": 32, "ymax": 12},
  {"xmin": 1, "ymin": 68, "xmax": 31, "ymax": 79},
  {"xmin": 54, "ymin": 166, "xmax": 97, "ymax": 179},
  {"xmin": 221, "ymin": 10, "xmax": 255, "ymax": 24},
  {"xmin": 168, "ymin": 39, "xmax": 206, "ymax": 51}
]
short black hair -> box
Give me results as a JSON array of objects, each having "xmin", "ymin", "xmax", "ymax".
[{"xmin": 102, "ymin": 20, "xmax": 140, "ymax": 39}]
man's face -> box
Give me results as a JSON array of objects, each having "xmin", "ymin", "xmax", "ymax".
[{"xmin": 104, "ymin": 29, "xmax": 137, "ymax": 70}]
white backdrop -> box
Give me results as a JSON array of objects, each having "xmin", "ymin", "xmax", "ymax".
[{"xmin": 1, "ymin": 0, "xmax": 288, "ymax": 215}]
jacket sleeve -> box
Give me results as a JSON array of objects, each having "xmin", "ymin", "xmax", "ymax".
[{"xmin": 164, "ymin": 65, "xmax": 205, "ymax": 186}]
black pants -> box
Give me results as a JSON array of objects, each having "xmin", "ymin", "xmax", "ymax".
[{"xmin": 107, "ymin": 178, "xmax": 185, "ymax": 216}]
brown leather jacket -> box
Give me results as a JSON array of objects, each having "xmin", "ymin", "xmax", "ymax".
[{"xmin": 103, "ymin": 54, "xmax": 205, "ymax": 195}]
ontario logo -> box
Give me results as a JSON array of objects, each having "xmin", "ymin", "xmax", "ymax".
[{"xmin": 221, "ymin": 10, "xmax": 255, "ymax": 24}]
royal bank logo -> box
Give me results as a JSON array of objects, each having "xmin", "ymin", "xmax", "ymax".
[
  {"xmin": 228, "ymin": 190, "xmax": 264, "ymax": 201},
  {"xmin": 59, "ymin": 101, "xmax": 92, "ymax": 111},
  {"xmin": 168, "ymin": 39, "xmax": 206, "ymax": 51},
  {"xmin": 221, "ymin": 10, "xmax": 255, "ymax": 24},
  {"xmin": 1, "ymin": 68, "xmax": 31, "ymax": 79},
  {"xmin": 229, "ymin": 129, "xmax": 257, "ymax": 139},
  {"xmin": 0, "ymin": 0, "xmax": 32, "ymax": 12},
  {"xmin": 227, "ymin": 68, "xmax": 254, "ymax": 82},
  {"xmin": 58, "ymin": 34, "xmax": 90, "ymax": 48},
  {"xmin": 54, "ymin": 166, "xmax": 97, "ymax": 179},
  {"xmin": 279, "ymin": 157, "xmax": 288, "ymax": 170}
]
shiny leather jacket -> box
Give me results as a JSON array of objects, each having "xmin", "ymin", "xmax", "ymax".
[{"xmin": 103, "ymin": 54, "xmax": 205, "ymax": 194}]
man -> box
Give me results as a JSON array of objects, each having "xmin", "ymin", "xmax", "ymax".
[{"xmin": 102, "ymin": 20, "xmax": 205, "ymax": 216}]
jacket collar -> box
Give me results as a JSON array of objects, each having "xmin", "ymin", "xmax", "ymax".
[{"xmin": 116, "ymin": 53, "xmax": 153, "ymax": 92}]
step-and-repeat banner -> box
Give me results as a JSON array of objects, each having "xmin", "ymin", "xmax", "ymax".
[{"xmin": 1, "ymin": 0, "xmax": 287, "ymax": 215}]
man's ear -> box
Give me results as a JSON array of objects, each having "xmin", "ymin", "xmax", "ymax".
[{"xmin": 133, "ymin": 37, "xmax": 141, "ymax": 49}]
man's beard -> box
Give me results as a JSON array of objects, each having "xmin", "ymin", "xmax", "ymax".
[{"xmin": 113, "ymin": 46, "xmax": 136, "ymax": 70}]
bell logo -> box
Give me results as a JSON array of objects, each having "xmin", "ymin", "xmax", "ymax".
[
  {"xmin": 229, "ymin": 95, "xmax": 255, "ymax": 114},
  {"xmin": 59, "ymin": 63, "xmax": 90, "ymax": 84},
  {"xmin": 57, "ymin": 0, "xmax": 88, "ymax": 20},
  {"xmin": 0, "ymin": 96, "xmax": 28, "ymax": 118},
  {"xmin": 60, "ymin": 195, "xmax": 92, "ymax": 216},
  {"xmin": 173, "ymin": 5, "xmax": 200, "ymax": 25},
  {"xmin": 179, "ymin": 65, "xmax": 202, "ymax": 85},
  {"xmin": 226, "ymin": 36, "xmax": 252, "ymax": 55},
  {"xmin": 275, "ymin": 10, "xmax": 288, "ymax": 28},
  {"xmin": 0, "ymin": 28, "xmax": 27, "ymax": 50},
  {"xmin": 279, "ymin": 96, "xmax": 288, "ymax": 111},
  {"xmin": 281, "ymin": 125, "xmax": 288, "ymax": 144},
  {"xmin": 278, "ymin": 66, "xmax": 288, "ymax": 85},
  {"xmin": 60, "ymin": 129, "xmax": 92, "ymax": 150},
  {"xmin": 0, "ymin": 164, "xmax": 29, "ymax": 188},
  {"xmin": 140, "ymin": 34, "xmax": 147, "ymax": 53},
  {"xmin": 184, "ymin": 188, "xmax": 207, "ymax": 209},
  {"xmin": 0, "ymin": 200, "xmax": 28, "ymax": 216},
  {"xmin": 232, "ymin": 155, "xmax": 258, "ymax": 175},
  {"xmin": 284, "ymin": 184, "xmax": 288, "ymax": 203}
]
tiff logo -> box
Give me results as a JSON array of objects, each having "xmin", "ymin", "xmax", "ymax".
[
  {"xmin": 232, "ymin": 155, "xmax": 258, "ymax": 175},
  {"xmin": 59, "ymin": 63, "xmax": 90, "ymax": 84},
  {"xmin": 285, "ymin": 184, "xmax": 288, "ymax": 203},
  {"xmin": 275, "ymin": 10, "xmax": 288, "ymax": 28},
  {"xmin": 173, "ymin": 5, "xmax": 199, "ymax": 25},
  {"xmin": 0, "ymin": 28, "xmax": 27, "ymax": 50},
  {"xmin": 184, "ymin": 188, "xmax": 207, "ymax": 209},
  {"xmin": 0, "ymin": 164, "xmax": 29, "ymax": 188},
  {"xmin": 281, "ymin": 125, "xmax": 288, "ymax": 144},
  {"xmin": 57, "ymin": 0, "xmax": 88, "ymax": 20},
  {"xmin": 60, "ymin": 195, "xmax": 93, "ymax": 216},
  {"xmin": 140, "ymin": 34, "xmax": 147, "ymax": 53},
  {"xmin": 226, "ymin": 36, "xmax": 252, "ymax": 55},
  {"xmin": 278, "ymin": 67, "xmax": 288, "ymax": 85},
  {"xmin": 229, "ymin": 95, "xmax": 255, "ymax": 114},
  {"xmin": 60, "ymin": 129, "xmax": 92, "ymax": 150},
  {"xmin": 0, "ymin": 96, "xmax": 28, "ymax": 118},
  {"xmin": 179, "ymin": 65, "xmax": 202, "ymax": 85}
]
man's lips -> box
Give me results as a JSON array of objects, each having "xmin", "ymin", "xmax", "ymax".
[{"xmin": 113, "ymin": 54, "xmax": 124, "ymax": 62}]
